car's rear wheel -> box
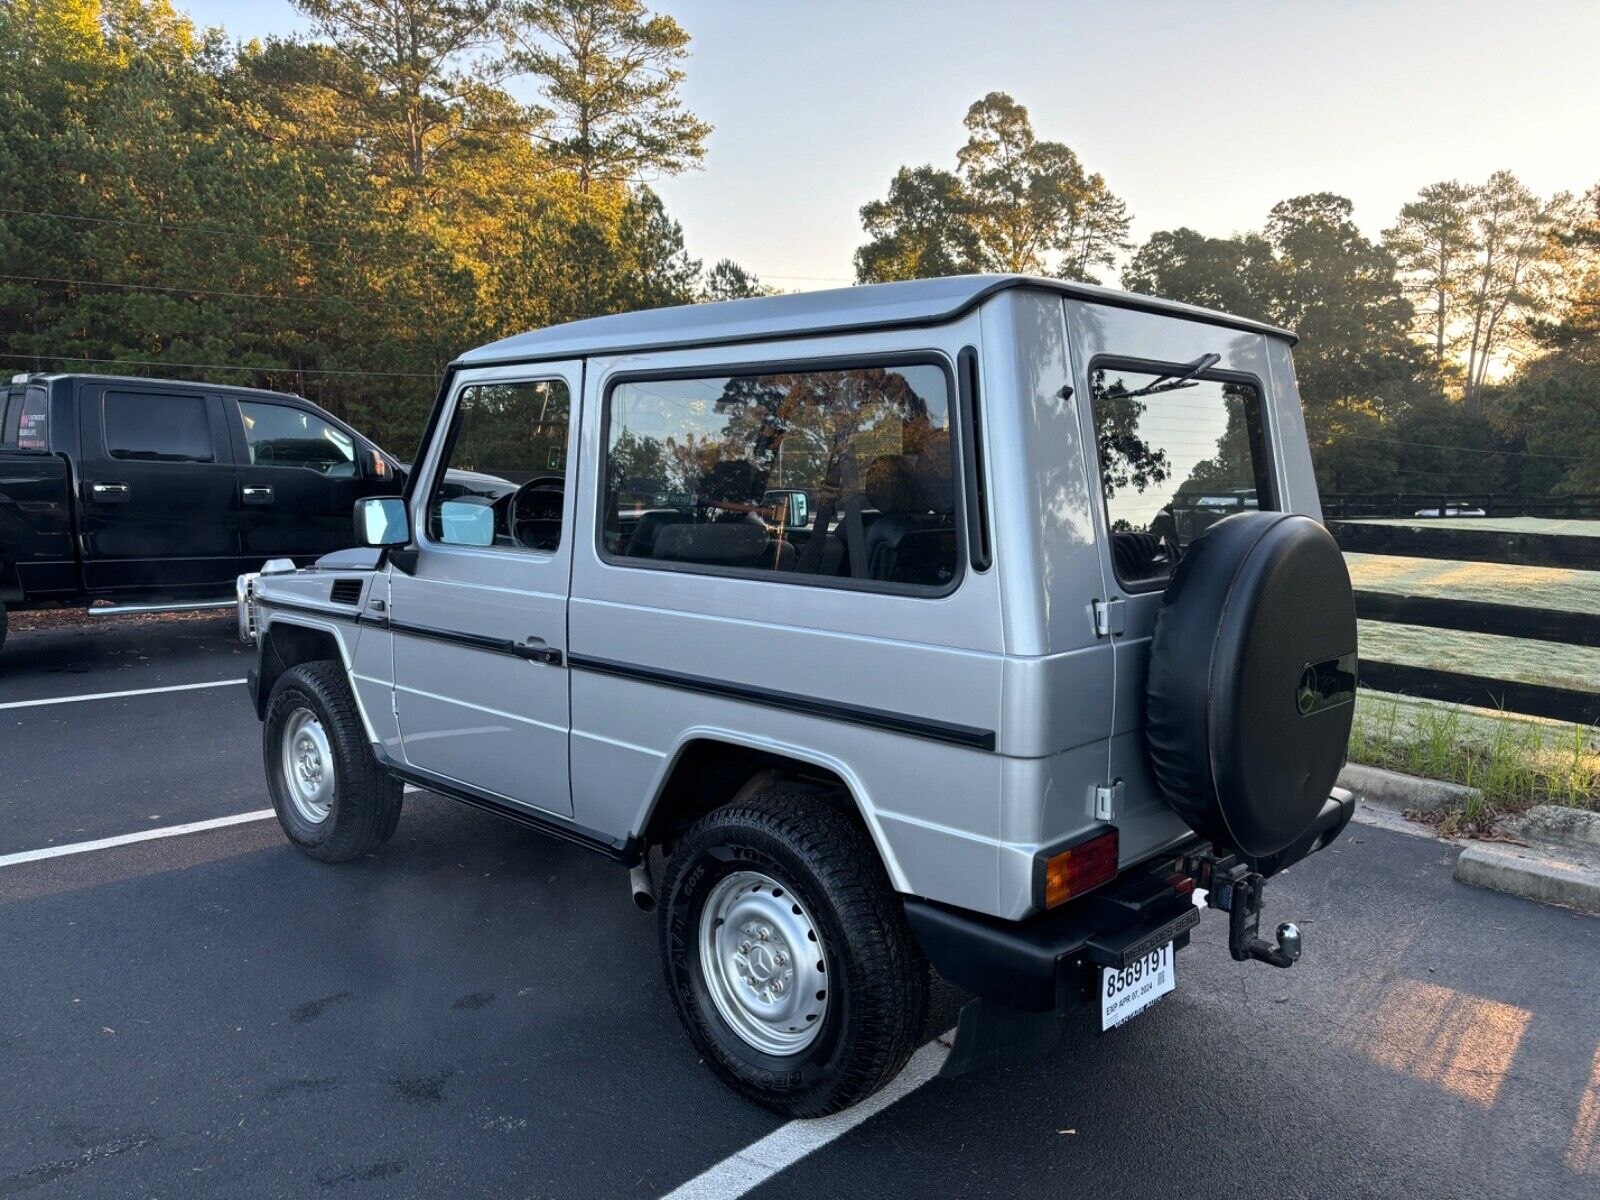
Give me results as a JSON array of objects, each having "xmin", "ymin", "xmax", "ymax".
[
  {"xmin": 264, "ymin": 661, "xmax": 402, "ymax": 862},
  {"xmin": 0, "ymin": 601, "xmax": 7, "ymax": 656},
  {"xmin": 659, "ymin": 785, "xmax": 928, "ymax": 1116}
]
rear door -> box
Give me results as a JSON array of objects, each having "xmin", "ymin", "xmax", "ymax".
[
  {"xmin": 75, "ymin": 380, "xmax": 239, "ymax": 598},
  {"xmin": 229, "ymin": 397, "xmax": 392, "ymax": 567},
  {"xmin": 1064, "ymin": 299, "xmax": 1278, "ymax": 860},
  {"xmin": 389, "ymin": 363, "xmax": 581, "ymax": 817}
]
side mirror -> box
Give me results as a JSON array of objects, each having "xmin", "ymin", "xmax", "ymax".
[
  {"xmin": 354, "ymin": 496, "xmax": 410, "ymax": 547},
  {"xmin": 762, "ymin": 489, "xmax": 810, "ymax": 530}
]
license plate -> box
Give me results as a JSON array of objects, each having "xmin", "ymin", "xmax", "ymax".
[{"xmin": 1100, "ymin": 943, "xmax": 1175, "ymax": 1031}]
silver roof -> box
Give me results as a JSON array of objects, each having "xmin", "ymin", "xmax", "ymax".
[{"xmin": 457, "ymin": 274, "xmax": 1296, "ymax": 367}]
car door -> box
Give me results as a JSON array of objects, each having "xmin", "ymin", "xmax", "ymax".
[
  {"xmin": 230, "ymin": 397, "xmax": 393, "ymax": 567},
  {"xmin": 389, "ymin": 363, "xmax": 581, "ymax": 817},
  {"xmin": 75, "ymin": 380, "xmax": 239, "ymax": 598},
  {"xmin": 1064, "ymin": 297, "xmax": 1278, "ymax": 860}
]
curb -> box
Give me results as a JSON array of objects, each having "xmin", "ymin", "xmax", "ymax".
[
  {"xmin": 1336, "ymin": 762, "xmax": 1477, "ymax": 815},
  {"xmin": 1454, "ymin": 842, "xmax": 1600, "ymax": 916},
  {"xmin": 1339, "ymin": 764, "xmax": 1600, "ymax": 915}
]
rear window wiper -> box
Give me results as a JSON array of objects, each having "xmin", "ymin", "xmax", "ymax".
[{"xmin": 1113, "ymin": 353, "xmax": 1221, "ymax": 400}]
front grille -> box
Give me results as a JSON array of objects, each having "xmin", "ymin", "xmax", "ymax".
[{"xmin": 329, "ymin": 578, "xmax": 364, "ymax": 606}]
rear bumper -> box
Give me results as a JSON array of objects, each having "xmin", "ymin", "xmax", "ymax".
[{"xmin": 905, "ymin": 788, "xmax": 1355, "ymax": 1013}]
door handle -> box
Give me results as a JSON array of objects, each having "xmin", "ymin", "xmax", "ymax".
[
  {"xmin": 516, "ymin": 638, "xmax": 563, "ymax": 666},
  {"xmin": 242, "ymin": 485, "xmax": 274, "ymax": 505},
  {"xmin": 90, "ymin": 482, "xmax": 130, "ymax": 503}
]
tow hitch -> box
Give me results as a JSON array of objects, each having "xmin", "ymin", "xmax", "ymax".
[{"xmin": 1184, "ymin": 853, "xmax": 1303, "ymax": 969}]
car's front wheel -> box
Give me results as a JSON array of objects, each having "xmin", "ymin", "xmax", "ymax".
[
  {"xmin": 659, "ymin": 785, "xmax": 929, "ymax": 1116},
  {"xmin": 263, "ymin": 661, "xmax": 402, "ymax": 862}
]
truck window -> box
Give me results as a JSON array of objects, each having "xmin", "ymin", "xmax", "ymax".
[
  {"xmin": 104, "ymin": 391, "xmax": 215, "ymax": 463},
  {"xmin": 3, "ymin": 386, "xmax": 48, "ymax": 451},
  {"xmin": 425, "ymin": 379, "xmax": 570, "ymax": 553},
  {"xmin": 601, "ymin": 361, "xmax": 960, "ymax": 591},
  {"xmin": 239, "ymin": 401, "xmax": 357, "ymax": 476},
  {"xmin": 1089, "ymin": 362, "xmax": 1273, "ymax": 587}
]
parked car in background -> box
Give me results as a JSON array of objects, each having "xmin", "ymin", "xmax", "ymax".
[
  {"xmin": 0, "ymin": 373, "xmax": 399, "ymax": 654},
  {"xmin": 1412, "ymin": 501, "xmax": 1487, "ymax": 517},
  {"xmin": 238, "ymin": 275, "xmax": 1358, "ymax": 1115}
]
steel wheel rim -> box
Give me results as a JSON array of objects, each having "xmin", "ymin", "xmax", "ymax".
[
  {"xmin": 281, "ymin": 707, "xmax": 335, "ymax": 825},
  {"xmin": 698, "ymin": 870, "xmax": 829, "ymax": 1056}
]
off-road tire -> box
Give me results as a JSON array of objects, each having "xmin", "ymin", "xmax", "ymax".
[
  {"xmin": 264, "ymin": 661, "xmax": 402, "ymax": 863},
  {"xmin": 659, "ymin": 787, "xmax": 929, "ymax": 1116}
]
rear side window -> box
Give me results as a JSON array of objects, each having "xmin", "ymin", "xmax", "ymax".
[
  {"xmin": 239, "ymin": 401, "xmax": 356, "ymax": 475},
  {"xmin": 425, "ymin": 379, "xmax": 571, "ymax": 553},
  {"xmin": 2, "ymin": 387, "xmax": 49, "ymax": 450},
  {"xmin": 105, "ymin": 391, "xmax": 214, "ymax": 462},
  {"xmin": 602, "ymin": 362, "xmax": 960, "ymax": 591},
  {"xmin": 1089, "ymin": 362, "xmax": 1273, "ymax": 587}
]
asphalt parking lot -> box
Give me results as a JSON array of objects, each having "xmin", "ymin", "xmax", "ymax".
[{"xmin": 2, "ymin": 615, "xmax": 1597, "ymax": 1199}]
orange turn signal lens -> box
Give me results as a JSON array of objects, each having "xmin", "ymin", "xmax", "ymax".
[{"xmin": 1043, "ymin": 829, "xmax": 1119, "ymax": 908}]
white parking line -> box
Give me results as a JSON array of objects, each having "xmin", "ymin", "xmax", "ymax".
[
  {"xmin": 0, "ymin": 810, "xmax": 275, "ymax": 868},
  {"xmin": 0, "ymin": 677, "xmax": 246, "ymax": 711},
  {"xmin": 660, "ymin": 1032, "xmax": 953, "ymax": 1200}
]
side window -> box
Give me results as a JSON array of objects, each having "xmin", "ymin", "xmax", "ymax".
[
  {"xmin": 1089, "ymin": 362, "xmax": 1273, "ymax": 587},
  {"xmin": 425, "ymin": 379, "xmax": 570, "ymax": 553},
  {"xmin": 16, "ymin": 389, "xmax": 47, "ymax": 450},
  {"xmin": 602, "ymin": 362, "xmax": 960, "ymax": 590},
  {"xmin": 104, "ymin": 391, "xmax": 214, "ymax": 462},
  {"xmin": 2, "ymin": 387, "xmax": 49, "ymax": 451},
  {"xmin": 239, "ymin": 401, "xmax": 357, "ymax": 476}
]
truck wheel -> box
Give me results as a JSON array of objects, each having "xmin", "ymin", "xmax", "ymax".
[
  {"xmin": 659, "ymin": 787, "xmax": 928, "ymax": 1116},
  {"xmin": 263, "ymin": 661, "xmax": 401, "ymax": 863}
]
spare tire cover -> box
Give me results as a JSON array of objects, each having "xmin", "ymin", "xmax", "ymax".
[{"xmin": 1145, "ymin": 511, "xmax": 1357, "ymax": 858}]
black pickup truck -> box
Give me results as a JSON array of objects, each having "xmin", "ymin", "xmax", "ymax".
[{"xmin": 0, "ymin": 373, "xmax": 402, "ymax": 652}]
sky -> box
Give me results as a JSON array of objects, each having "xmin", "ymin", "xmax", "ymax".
[{"xmin": 183, "ymin": 0, "xmax": 1600, "ymax": 291}]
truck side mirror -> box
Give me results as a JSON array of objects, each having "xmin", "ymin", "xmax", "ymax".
[
  {"xmin": 763, "ymin": 489, "xmax": 810, "ymax": 530},
  {"xmin": 354, "ymin": 496, "xmax": 410, "ymax": 547}
]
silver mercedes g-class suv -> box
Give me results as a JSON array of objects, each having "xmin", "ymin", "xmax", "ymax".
[{"xmin": 238, "ymin": 275, "xmax": 1357, "ymax": 1115}]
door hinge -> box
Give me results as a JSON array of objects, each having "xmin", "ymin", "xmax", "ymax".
[
  {"xmin": 1094, "ymin": 779, "xmax": 1124, "ymax": 821},
  {"xmin": 1092, "ymin": 597, "xmax": 1125, "ymax": 638}
]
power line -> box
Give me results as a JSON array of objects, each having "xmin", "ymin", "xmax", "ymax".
[
  {"xmin": 1339, "ymin": 432, "xmax": 1588, "ymax": 462},
  {"xmin": 1, "ymin": 351, "xmax": 438, "ymax": 380},
  {"xmin": 3, "ymin": 205, "xmax": 834, "ymax": 286},
  {"xmin": 0, "ymin": 272, "xmax": 404, "ymax": 312},
  {"xmin": 0, "ymin": 205, "xmax": 359, "ymax": 252}
]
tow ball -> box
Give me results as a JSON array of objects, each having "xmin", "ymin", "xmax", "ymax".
[{"xmin": 1184, "ymin": 854, "xmax": 1303, "ymax": 969}]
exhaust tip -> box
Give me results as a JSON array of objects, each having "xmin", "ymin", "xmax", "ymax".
[{"xmin": 629, "ymin": 861, "xmax": 657, "ymax": 912}]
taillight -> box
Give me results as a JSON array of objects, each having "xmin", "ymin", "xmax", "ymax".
[{"xmin": 1042, "ymin": 828, "xmax": 1119, "ymax": 908}]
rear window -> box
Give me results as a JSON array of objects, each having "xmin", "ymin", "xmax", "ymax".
[
  {"xmin": 601, "ymin": 362, "xmax": 960, "ymax": 592},
  {"xmin": 2, "ymin": 386, "xmax": 49, "ymax": 451},
  {"xmin": 1089, "ymin": 361, "xmax": 1273, "ymax": 587},
  {"xmin": 105, "ymin": 391, "xmax": 215, "ymax": 462}
]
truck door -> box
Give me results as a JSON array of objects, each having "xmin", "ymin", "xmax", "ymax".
[
  {"xmin": 1064, "ymin": 299, "xmax": 1278, "ymax": 862},
  {"xmin": 229, "ymin": 397, "xmax": 389, "ymax": 567},
  {"xmin": 388, "ymin": 363, "xmax": 581, "ymax": 818},
  {"xmin": 76, "ymin": 380, "xmax": 239, "ymax": 599}
]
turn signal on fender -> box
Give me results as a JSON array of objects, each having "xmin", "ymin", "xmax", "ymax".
[{"xmin": 1043, "ymin": 829, "xmax": 1119, "ymax": 908}]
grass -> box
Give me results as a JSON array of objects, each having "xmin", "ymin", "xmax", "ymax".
[{"xmin": 1348, "ymin": 691, "xmax": 1600, "ymax": 834}]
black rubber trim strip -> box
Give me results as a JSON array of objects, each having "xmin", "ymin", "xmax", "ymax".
[
  {"xmin": 261, "ymin": 598, "xmax": 358, "ymax": 624},
  {"xmin": 374, "ymin": 747, "xmax": 638, "ymax": 864},
  {"xmin": 382, "ymin": 616, "xmax": 561, "ymax": 664},
  {"xmin": 452, "ymin": 276, "xmax": 1296, "ymax": 373},
  {"xmin": 568, "ymin": 652, "xmax": 996, "ymax": 751},
  {"xmin": 957, "ymin": 345, "xmax": 991, "ymax": 571}
]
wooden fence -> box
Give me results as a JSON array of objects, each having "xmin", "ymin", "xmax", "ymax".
[
  {"xmin": 1322, "ymin": 492, "xmax": 1600, "ymax": 520},
  {"xmin": 1328, "ymin": 520, "xmax": 1600, "ymax": 726}
]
